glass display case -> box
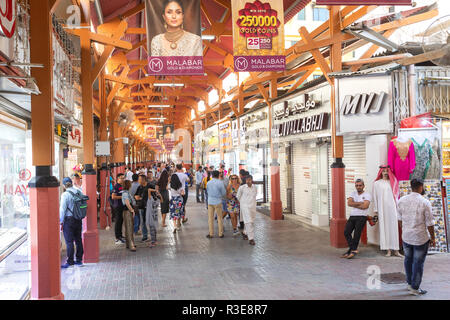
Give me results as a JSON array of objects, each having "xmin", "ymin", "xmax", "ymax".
[{"xmin": 0, "ymin": 114, "xmax": 31, "ymax": 300}]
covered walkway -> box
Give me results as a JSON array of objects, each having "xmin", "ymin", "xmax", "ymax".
[{"xmin": 61, "ymin": 189, "xmax": 450, "ymax": 300}]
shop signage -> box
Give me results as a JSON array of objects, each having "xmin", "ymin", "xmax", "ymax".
[
  {"xmin": 0, "ymin": 0, "xmax": 16, "ymax": 38},
  {"xmin": 68, "ymin": 125, "xmax": 83, "ymax": 148},
  {"xmin": 231, "ymin": 0, "xmax": 285, "ymax": 72},
  {"xmin": 316, "ymin": 0, "xmax": 411, "ymax": 5},
  {"xmin": 341, "ymin": 92, "xmax": 387, "ymax": 115},
  {"xmin": 274, "ymin": 113, "xmax": 329, "ymax": 137},
  {"xmin": 336, "ymin": 75, "xmax": 393, "ymax": 135},
  {"xmin": 274, "ymin": 94, "xmax": 321, "ymax": 120},
  {"xmin": 232, "ymin": 120, "xmax": 239, "ymax": 146},
  {"xmin": 243, "ymin": 111, "xmax": 267, "ymax": 126},
  {"xmin": 145, "ymin": 0, "xmax": 204, "ymax": 76},
  {"xmin": 219, "ymin": 122, "xmax": 232, "ymax": 151}
]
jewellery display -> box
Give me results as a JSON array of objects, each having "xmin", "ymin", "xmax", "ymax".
[{"xmin": 164, "ymin": 29, "xmax": 184, "ymax": 50}]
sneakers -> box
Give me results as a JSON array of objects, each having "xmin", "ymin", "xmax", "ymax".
[
  {"xmin": 410, "ymin": 288, "xmax": 427, "ymax": 296},
  {"xmin": 233, "ymin": 229, "xmax": 240, "ymax": 236},
  {"xmin": 115, "ymin": 238, "xmax": 125, "ymax": 245},
  {"xmin": 407, "ymin": 285, "xmax": 413, "ymax": 291},
  {"xmin": 74, "ymin": 261, "xmax": 83, "ymax": 267},
  {"xmin": 61, "ymin": 263, "xmax": 74, "ymax": 269}
]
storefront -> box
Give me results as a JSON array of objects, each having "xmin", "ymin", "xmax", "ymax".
[
  {"xmin": 239, "ymin": 106, "xmax": 270, "ymax": 204},
  {"xmin": 219, "ymin": 121, "xmax": 237, "ymax": 174},
  {"xmin": 336, "ymin": 72, "xmax": 400, "ymax": 245},
  {"xmin": 0, "ymin": 111, "xmax": 31, "ymax": 300},
  {"xmin": 273, "ymin": 81, "xmax": 332, "ymax": 226},
  {"xmin": 205, "ymin": 124, "xmax": 220, "ymax": 169}
]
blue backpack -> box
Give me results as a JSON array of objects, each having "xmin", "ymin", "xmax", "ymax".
[{"xmin": 67, "ymin": 190, "xmax": 89, "ymax": 220}]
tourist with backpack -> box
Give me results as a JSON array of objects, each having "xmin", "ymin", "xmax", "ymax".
[{"xmin": 60, "ymin": 177, "xmax": 89, "ymax": 268}]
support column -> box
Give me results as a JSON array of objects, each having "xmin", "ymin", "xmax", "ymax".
[
  {"xmin": 329, "ymin": 6, "xmax": 347, "ymax": 248},
  {"xmin": 29, "ymin": 0, "xmax": 64, "ymax": 300},
  {"xmin": 269, "ymin": 79, "xmax": 282, "ymax": 220},
  {"xmin": 80, "ymin": 29, "xmax": 99, "ymax": 262}
]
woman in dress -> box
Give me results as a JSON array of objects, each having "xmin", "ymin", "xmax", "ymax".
[
  {"xmin": 151, "ymin": 0, "xmax": 203, "ymax": 57},
  {"xmin": 157, "ymin": 168, "xmax": 170, "ymax": 227},
  {"xmin": 169, "ymin": 173, "xmax": 185, "ymax": 233},
  {"xmin": 122, "ymin": 180, "xmax": 137, "ymax": 252},
  {"xmin": 226, "ymin": 174, "xmax": 241, "ymax": 236}
]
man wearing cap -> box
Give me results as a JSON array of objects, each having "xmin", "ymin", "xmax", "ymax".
[{"xmin": 60, "ymin": 177, "xmax": 84, "ymax": 268}]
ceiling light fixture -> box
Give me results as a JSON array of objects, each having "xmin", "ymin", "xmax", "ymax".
[
  {"xmin": 153, "ymin": 83, "xmax": 184, "ymax": 87},
  {"xmin": 148, "ymin": 105, "xmax": 171, "ymax": 108},
  {"xmin": 201, "ymin": 35, "xmax": 216, "ymax": 41}
]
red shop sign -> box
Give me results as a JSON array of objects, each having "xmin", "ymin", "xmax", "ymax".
[
  {"xmin": 0, "ymin": 0, "xmax": 16, "ymax": 38},
  {"xmin": 316, "ymin": 0, "xmax": 411, "ymax": 5}
]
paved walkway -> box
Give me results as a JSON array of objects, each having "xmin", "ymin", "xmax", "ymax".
[{"xmin": 61, "ymin": 188, "xmax": 450, "ymax": 300}]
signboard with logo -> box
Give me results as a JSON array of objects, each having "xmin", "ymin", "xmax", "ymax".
[
  {"xmin": 231, "ymin": 119, "xmax": 239, "ymax": 147},
  {"xmin": 231, "ymin": 0, "xmax": 285, "ymax": 72},
  {"xmin": 0, "ymin": 0, "xmax": 16, "ymax": 38},
  {"xmin": 273, "ymin": 83, "xmax": 331, "ymax": 140},
  {"xmin": 68, "ymin": 125, "xmax": 83, "ymax": 148},
  {"xmin": 316, "ymin": 0, "xmax": 411, "ymax": 5},
  {"xmin": 336, "ymin": 75, "xmax": 393, "ymax": 135},
  {"xmin": 145, "ymin": 125, "xmax": 157, "ymax": 139},
  {"xmin": 240, "ymin": 107, "xmax": 269, "ymax": 145},
  {"xmin": 219, "ymin": 122, "xmax": 232, "ymax": 152},
  {"xmin": 145, "ymin": 0, "xmax": 204, "ymax": 75}
]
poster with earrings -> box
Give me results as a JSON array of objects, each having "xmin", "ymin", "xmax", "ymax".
[
  {"xmin": 145, "ymin": 0, "xmax": 204, "ymax": 75},
  {"xmin": 399, "ymin": 180, "xmax": 448, "ymax": 253},
  {"xmin": 231, "ymin": 0, "xmax": 285, "ymax": 72}
]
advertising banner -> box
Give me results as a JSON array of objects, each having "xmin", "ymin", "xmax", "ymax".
[
  {"xmin": 163, "ymin": 124, "xmax": 175, "ymax": 151},
  {"xmin": 0, "ymin": 0, "xmax": 16, "ymax": 38},
  {"xmin": 316, "ymin": 0, "xmax": 411, "ymax": 5},
  {"xmin": 145, "ymin": 125, "xmax": 157, "ymax": 139},
  {"xmin": 68, "ymin": 125, "xmax": 83, "ymax": 148},
  {"xmin": 219, "ymin": 122, "xmax": 232, "ymax": 152},
  {"xmin": 145, "ymin": 0, "xmax": 204, "ymax": 75},
  {"xmin": 231, "ymin": 0, "xmax": 285, "ymax": 72}
]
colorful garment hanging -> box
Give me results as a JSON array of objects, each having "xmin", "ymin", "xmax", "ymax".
[
  {"xmin": 410, "ymin": 138, "xmax": 432, "ymax": 181},
  {"xmin": 388, "ymin": 139, "xmax": 416, "ymax": 181}
]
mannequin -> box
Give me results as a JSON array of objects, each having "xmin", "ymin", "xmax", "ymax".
[
  {"xmin": 372, "ymin": 166, "xmax": 402, "ymax": 257},
  {"xmin": 388, "ymin": 136, "xmax": 416, "ymax": 181}
]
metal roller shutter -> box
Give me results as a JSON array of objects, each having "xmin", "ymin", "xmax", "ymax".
[
  {"xmin": 279, "ymin": 148, "xmax": 287, "ymax": 210},
  {"xmin": 293, "ymin": 141, "xmax": 316, "ymax": 219},
  {"xmin": 343, "ymin": 136, "xmax": 367, "ymax": 218}
]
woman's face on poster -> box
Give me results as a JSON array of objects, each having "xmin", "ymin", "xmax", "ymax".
[{"xmin": 163, "ymin": 1, "xmax": 184, "ymax": 29}]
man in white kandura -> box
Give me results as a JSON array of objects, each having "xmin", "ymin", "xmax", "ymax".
[
  {"xmin": 372, "ymin": 166, "xmax": 402, "ymax": 257},
  {"xmin": 237, "ymin": 175, "xmax": 257, "ymax": 246}
]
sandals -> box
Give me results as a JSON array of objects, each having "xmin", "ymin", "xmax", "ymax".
[{"xmin": 242, "ymin": 234, "xmax": 248, "ymax": 240}]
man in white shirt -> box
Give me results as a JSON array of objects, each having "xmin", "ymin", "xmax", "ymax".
[
  {"xmin": 175, "ymin": 164, "xmax": 190, "ymax": 223},
  {"xmin": 237, "ymin": 175, "xmax": 258, "ymax": 246},
  {"xmin": 397, "ymin": 179, "xmax": 436, "ymax": 296},
  {"xmin": 125, "ymin": 167, "xmax": 133, "ymax": 182},
  {"xmin": 343, "ymin": 179, "xmax": 371, "ymax": 259}
]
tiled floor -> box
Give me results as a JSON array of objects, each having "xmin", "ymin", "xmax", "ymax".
[{"xmin": 60, "ymin": 190, "xmax": 450, "ymax": 300}]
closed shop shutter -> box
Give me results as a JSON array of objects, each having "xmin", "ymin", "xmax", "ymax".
[
  {"xmin": 279, "ymin": 148, "xmax": 287, "ymax": 210},
  {"xmin": 343, "ymin": 136, "xmax": 367, "ymax": 218},
  {"xmin": 292, "ymin": 141, "xmax": 316, "ymax": 219}
]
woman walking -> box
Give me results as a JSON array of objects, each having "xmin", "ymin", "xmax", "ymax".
[
  {"xmin": 157, "ymin": 168, "xmax": 170, "ymax": 227},
  {"xmin": 226, "ymin": 175, "xmax": 241, "ymax": 236},
  {"xmin": 169, "ymin": 173, "xmax": 185, "ymax": 234},
  {"xmin": 122, "ymin": 180, "xmax": 137, "ymax": 251}
]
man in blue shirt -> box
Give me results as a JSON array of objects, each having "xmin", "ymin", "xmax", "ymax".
[
  {"xmin": 60, "ymin": 177, "xmax": 84, "ymax": 268},
  {"xmin": 206, "ymin": 170, "xmax": 227, "ymax": 239}
]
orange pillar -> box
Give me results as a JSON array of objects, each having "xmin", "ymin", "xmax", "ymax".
[
  {"xmin": 329, "ymin": 6, "xmax": 347, "ymax": 248},
  {"xmin": 80, "ymin": 30, "xmax": 99, "ymax": 262},
  {"xmin": 269, "ymin": 79, "xmax": 282, "ymax": 220},
  {"xmin": 28, "ymin": 0, "xmax": 64, "ymax": 300},
  {"xmin": 99, "ymin": 71, "xmax": 110, "ymax": 229}
]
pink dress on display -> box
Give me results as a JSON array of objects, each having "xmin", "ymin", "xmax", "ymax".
[{"xmin": 388, "ymin": 139, "xmax": 416, "ymax": 181}]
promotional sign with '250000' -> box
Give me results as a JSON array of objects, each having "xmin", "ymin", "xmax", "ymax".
[{"xmin": 232, "ymin": 0, "xmax": 285, "ymax": 72}]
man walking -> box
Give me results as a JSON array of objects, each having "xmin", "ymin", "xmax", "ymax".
[
  {"xmin": 195, "ymin": 166, "xmax": 205, "ymax": 203},
  {"xmin": 342, "ymin": 179, "xmax": 371, "ymax": 259},
  {"xmin": 237, "ymin": 175, "xmax": 258, "ymax": 246},
  {"xmin": 175, "ymin": 164, "xmax": 190, "ymax": 223},
  {"xmin": 60, "ymin": 177, "xmax": 84, "ymax": 268},
  {"xmin": 111, "ymin": 173, "xmax": 126, "ymax": 244},
  {"xmin": 134, "ymin": 174, "xmax": 149, "ymax": 242},
  {"xmin": 397, "ymin": 179, "xmax": 435, "ymax": 296},
  {"xmin": 206, "ymin": 170, "xmax": 227, "ymax": 238}
]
